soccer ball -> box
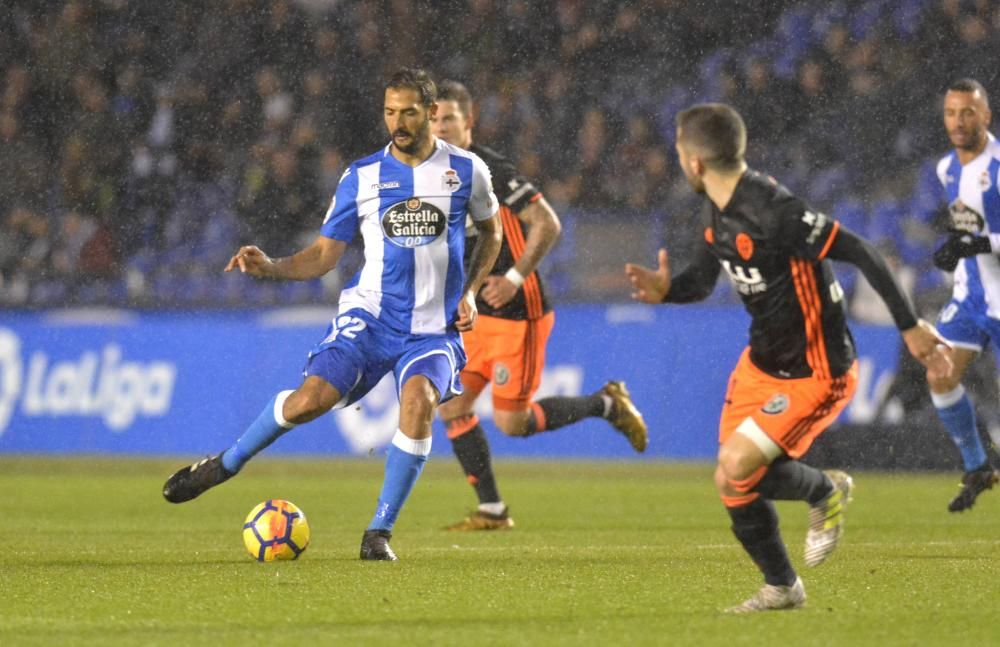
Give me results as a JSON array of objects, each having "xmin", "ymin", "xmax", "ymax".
[{"xmin": 242, "ymin": 499, "xmax": 310, "ymax": 561}]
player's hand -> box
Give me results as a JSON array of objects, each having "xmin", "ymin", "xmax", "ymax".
[
  {"xmin": 455, "ymin": 290, "xmax": 478, "ymax": 332},
  {"xmin": 224, "ymin": 245, "xmax": 274, "ymax": 278},
  {"xmin": 480, "ymin": 275, "xmax": 518, "ymax": 309},
  {"xmin": 625, "ymin": 248, "xmax": 671, "ymax": 303},
  {"xmin": 933, "ymin": 232, "xmax": 991, "ymax": 272},
  {"xmin": 902, "ymin": 319, "xmax": 954, "ymax": 381}
]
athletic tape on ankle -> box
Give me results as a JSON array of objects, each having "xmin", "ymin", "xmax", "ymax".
[
  {"xmin": 392, "ymin": 429, "xmax": 432, "ymax": 456},
  {"xmin": 930, "ymin": 384, "xmax": 965, "ymax": 409},
  {"xmin": 274, "ymin": 390, "xmax": 296, "ymax": 429}
]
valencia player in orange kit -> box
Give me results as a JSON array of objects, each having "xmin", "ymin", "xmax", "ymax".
[
  {"xmin": 433, "ymin": 81, "xmax": 648, "ymax": 530},
  {"xmin": 626, "ymin": 104, "xmax": 953, "ymax": 612}
]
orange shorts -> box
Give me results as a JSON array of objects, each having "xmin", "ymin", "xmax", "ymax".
[
  {"xmin": 719, "ymin": 348, "xmax": 858, "ymax": 459},
  {"xmin": 460, "ymin": 311, "xmax": 555, "ymax": 411}
]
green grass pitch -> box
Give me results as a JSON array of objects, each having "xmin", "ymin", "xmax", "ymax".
[{"xmin": 2, "ymin": 457, "xmax": 998, "ymax": 646}]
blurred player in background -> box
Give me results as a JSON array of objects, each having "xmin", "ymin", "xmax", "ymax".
[
  {"xmin": 432, "ymin": 80, "xmax": 648, "ymax": 530},
  {"xmin": 626, "ymin": 104, "xmax": 951, "ymax": 612},
  {"xmin": 162, "ymin": 69, "xmax": 502, "ymax": 561},
  {"xmin": 927, "ymin": 78, "xmax": 1000, "ymax": 512}
]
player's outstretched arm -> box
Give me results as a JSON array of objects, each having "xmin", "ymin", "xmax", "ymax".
[
  {"xmin": 825, "ymin": 226, "xmax": 953, "ymax": 378},
  {"xmin": 223, "ymin": 236, "xmax": 347, "ymax": 281},
  {"xmin": 628, "ymin": 244, "xmax": 720, "ymax": 304},
  {"xmin": 480, "ymin": 197, "xmax": 561, "ymax": 309},
  {"xmin": 457, "ymin": 214, "xmax": 502, "ymax": 331}
]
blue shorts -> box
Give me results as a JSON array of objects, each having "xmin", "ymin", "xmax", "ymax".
[
  {"xmin": 302, "ymin": 309, "xmax": 466, "ymax": 408},
  {"xmin": 936, "ymin": 298, "xmax": 1000, "ymax": 352}
]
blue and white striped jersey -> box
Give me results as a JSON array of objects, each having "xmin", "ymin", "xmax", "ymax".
[
  {"xmin": 321, "ymin": 137, "xmax": 499, "ymax": 335},
  {"xmin": 937, "ymin": 135, "xmax": 1000, "ymax": 318}
]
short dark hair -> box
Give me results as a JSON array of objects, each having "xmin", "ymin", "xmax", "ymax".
[
  {"xmin": 676, "ymin": 103, "xmax": 747, "ymax": 171},
  {"xmin": 437, "ymin": 80, "xmax": 473, "ymax": 118},
  {"xmin": 386, "ymin": 68, "xmax": 436, "ymax": 107},
  {"xmin": 948, "ymin": 78, "xmax": 989, "ymax": 107}
]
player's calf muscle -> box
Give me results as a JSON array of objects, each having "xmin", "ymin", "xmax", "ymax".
[{"xmin": 284, "ymin": 379, "xmax": 341, "ymax": 424}]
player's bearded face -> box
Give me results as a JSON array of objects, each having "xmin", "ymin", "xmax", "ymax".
[
  {"xmin": 944, "ymin": 90, "xmax": 990, "ymax": 151},
  {"xmin": 384, "ymin": 88, "xmax": 433, "ymax": 155},
  {"xmin": 391, "ymin": 114, "xmax": 429, "ymax": 154}
]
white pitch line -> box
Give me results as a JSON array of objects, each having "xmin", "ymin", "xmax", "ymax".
[{"xmin": 399, "ymin": 539, "xmax": 1000, "ymax": 553}]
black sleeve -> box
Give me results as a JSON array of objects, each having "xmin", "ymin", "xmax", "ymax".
[
  {"xmin": 663, "ymin": 244, "xmax": 722, "ymax": 303},
  {"xmin": 774, "ymin": 195, "xmax": 840, "ymax": 260},
  {"xmin": 825, "ymin": 226, "xmax": 919, "ymax": 331},
  {"xmin": 476, "ymin": 147, "xmax": 541, "ymax": 213}
]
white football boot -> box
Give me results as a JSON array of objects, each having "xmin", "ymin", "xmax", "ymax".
[
  {"xmin": 725, "ymin": 577, "xmax": 806, "ymax": 614},
  {"xmin": 804, "ymin": 469, "xmax": 853, "ymax": 567}
]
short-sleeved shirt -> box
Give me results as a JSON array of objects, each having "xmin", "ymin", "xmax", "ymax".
[
  {"xmin": 321, "ymin": 138, "xmax": 498, "ymax": 335},
  {"xmin": 702, "ymin": 169, "xmax": 855, "ymax": 379},
  {"xmin": 936, "ymin": 135, "xmax": 1000, "ymax": 318},
  {"xmin": 465, "ymin": 144, "xmax": 551, "ymax": 321}
]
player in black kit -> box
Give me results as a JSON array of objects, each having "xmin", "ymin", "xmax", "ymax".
[
  {"xmin": 626, "ymin": 103, "xmax": 952, "ymax": 612},
  {"xmin": 433, "ymin": 80, "xmax": 648, "ymax": 530}
]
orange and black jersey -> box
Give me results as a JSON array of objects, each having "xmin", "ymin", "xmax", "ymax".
[
  {"xmin": 667, "ymin": 170, "xmax": 855, "ymax": 379},
  {"xmin": 465, "ymin": 144, "xmax": 551, "ymax": 321}
]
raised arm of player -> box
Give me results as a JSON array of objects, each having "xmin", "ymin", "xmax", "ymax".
[
  {"xmin": 480, "ymin": 197, "xmax": 561, "ymax": 309},
  {"xmin": 457, "ymin": 214, "xmax": 502, "ymax": 331},
  {"xmin": 627, "ymin": 245, "xmax": 720, "ymax": 304},
  {"xmin": 825, "ymin": 226, "xmax": 953, "ymax": 379},
  {"xmin": 223, "ymin": 236, "xmax": 347, "ymax": 280}
]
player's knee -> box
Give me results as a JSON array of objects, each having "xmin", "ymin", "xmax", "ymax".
[
  {"xmin": 400, "ymin": 377, "xmax": 438, "ymax": 421},
  {"xmin": 717, "ymin": 444, "xmax": 755, "ymax": 483}
]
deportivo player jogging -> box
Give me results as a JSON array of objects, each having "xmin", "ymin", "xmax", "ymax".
[
  {"xmin": 626, "ymin": 103, "xmax": 952, "ymax": 613},
  {"xmin": 431, "ymin": 80, "xmax": 648, "ymax": 531},
  {"xmin": 927, "ymin": 78, "xmax": 1000, "ymax": 512},
  {"xmin": 162, "ymin": 69, "xmax": 502, "ymax": 561}
]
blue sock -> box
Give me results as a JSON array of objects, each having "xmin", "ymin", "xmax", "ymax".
[
  {"xmin": 221, "ymin": 391, "xmax": 296, "ymax": 473},
  {"xmin": 367, "ymin": 431, "xmax": 432, "ymax": 531},
  {"xmin": 933, "ymin": 386, "xmax": 988, "ymax": 471}
]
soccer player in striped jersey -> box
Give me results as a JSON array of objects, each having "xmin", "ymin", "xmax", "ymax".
[
  {"xmin": 162, "ymin": 69, "xmax": 502, "ymax": 561},
  {"xmin": 431, "ymin": 81, "xmax": 648, "ymax": 531},
  {"xmin": 626, "ymin": 104, "xmax": 951, "ymax": 612},
  {"xmin": 927, "ymin": 78, "xmax": 1000, "ymax": 512}
]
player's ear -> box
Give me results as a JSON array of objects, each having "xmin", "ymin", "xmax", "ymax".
[
  {"xmin": 428, "ymin": 101, "xmax": 438, "ymax": 119},
  {"xmin": 691, "ymin": 156, "xmax": 705, "ymax": 177}
]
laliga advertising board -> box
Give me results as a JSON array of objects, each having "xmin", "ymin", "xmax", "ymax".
[{"xmin": 0, "ymin": 306, "xmax": 902, "ymax": 458}]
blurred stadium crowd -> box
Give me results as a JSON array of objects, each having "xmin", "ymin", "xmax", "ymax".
[{"xmin": 1, "ymin": 0, "xmax": 998, "ymax": 308}]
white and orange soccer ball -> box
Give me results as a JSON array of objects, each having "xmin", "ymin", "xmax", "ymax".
[{"xmin": 242, "ymin": 499, "xmax": 310, "ymax": 561}]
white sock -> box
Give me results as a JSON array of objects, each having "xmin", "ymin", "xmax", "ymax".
[
  {"xmin": 601, "ymin": 394, "xmax": 613, "ymax": 418},
  {"xmin": 478, "ymin": 502, "xmax": 507, "ymax": 516}
]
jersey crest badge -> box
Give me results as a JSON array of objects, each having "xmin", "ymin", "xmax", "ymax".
[
  {"xmin": 442, "ymin": 169, "xmax": 462, "ymax": 192},
  {"xmin": 762, "ymin": 393, "xmax": 789, "ymax": 415},
  {"xmin": 980, "ymin": 170, "xmax": 992, "ymax": 192},
  {"xmin": 949, "ymin": 199, "xmax": 985, "ymax": 233},
  {"xmin": 736, "ymin": 232, "xmax": 754, "ymax": 260}
]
